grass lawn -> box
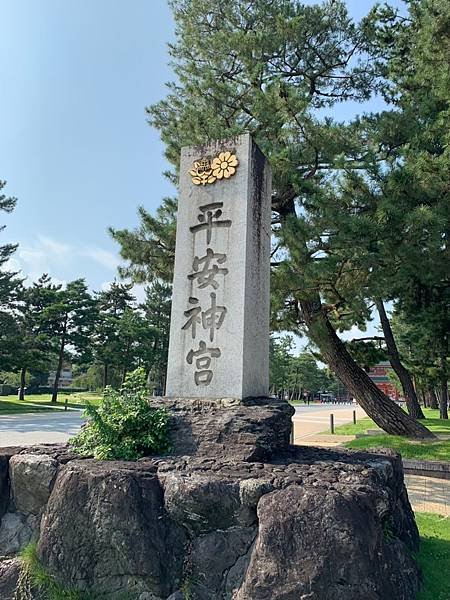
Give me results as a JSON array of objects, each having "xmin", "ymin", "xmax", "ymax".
[
  {"xmin": 344, "ymin": 435, "xmax": 450, "ymax": 461},
  {"xmin": 328, "ymin": 409, "xmax": 450, "ymax": 462},
  {"xmin": 335, "ymin": 408, "xmax": 450, "ymax": 436},
  {"xmin": 0, "ymin": 392, "xmax": 102, "ymax": 414},
  {"xmin": 416, "ymin": 512, "xmax": 450, "ymax": 600}
]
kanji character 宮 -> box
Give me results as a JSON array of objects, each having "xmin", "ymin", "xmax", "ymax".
[{"xmin": 186, "ymin": 340, "xmax": 221, "ymax": 386}]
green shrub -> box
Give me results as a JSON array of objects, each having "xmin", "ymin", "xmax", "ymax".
[{"xmin": 70, "ymin": 368, "xmax": 170, "ymax": 460}]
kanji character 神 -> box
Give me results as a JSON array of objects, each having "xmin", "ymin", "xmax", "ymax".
[
  {"xmin": 181, "ymin": 293, "xmax": 227, "ymax": 342},
  {"xmin": 181, "ymin": 297, "xmax": 201, "ymax": 339},
  {"xmin": 202, "ymin": 292, "xmax": 226, "ymax": 341}
]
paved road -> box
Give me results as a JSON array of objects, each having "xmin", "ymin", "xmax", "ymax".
[
  {"xmin": 292, "ymin": 403, "xmax": 367, "ymax": 443},
  {"xmin": 0, "ymin": 411, "xmax": 84, "ymax": 447}
]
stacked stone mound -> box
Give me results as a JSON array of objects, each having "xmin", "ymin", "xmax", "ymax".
[{"xmin": 0, "ymin": 399, "xmax": 421, "ymax": 599}]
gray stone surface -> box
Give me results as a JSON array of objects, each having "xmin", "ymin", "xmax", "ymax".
[
  {"xmin": 0, "ymin": 452, "xmax": 10, "ymax": 517},
  {"xmin": 0, "ymin": 511, "xmax": 38, "ymax": 556},
  {"xmin": 9, "ymin": 453, "xmax": 58, "ymax": 515},
  {"xmin": 166, "ymin": 134, "xmax": 271, "ymax": 399},
  {"xmin": 0, "ymin": 444, "xmax": 421, "ymax": 600},
  {"xmin": 0, "ymin": 557, "xmax": 44, "ymax": 600},
  {"xmin": 37, "ymin": 460, "xmax": 187, "ymax": 599},
  {"xmin": 150, "ymin": 396, "xmax": 294, "ymax": 461},
  {"xmin": 235, "ymin": 482, "xmax": 420, "ymax": 600},
  {"xmin": 0, "ymin": 558, "xmax": 22, "ymax": 600}
]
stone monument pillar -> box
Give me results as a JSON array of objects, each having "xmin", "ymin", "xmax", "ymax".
[{"xmin": 166, "ymin": 134, "xmax": 271, "ymax": 399}]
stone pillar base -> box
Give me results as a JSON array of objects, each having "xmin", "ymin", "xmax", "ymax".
[
  {"xmin": 151, "ymin": 396, "xmax": 295, "ymax": 462},
  {"xmin": 0, "ymin": 445, "xmax": 421, "ymax": 600}
]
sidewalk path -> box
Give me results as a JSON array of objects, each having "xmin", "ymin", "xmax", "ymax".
[
  {"xmin": 405, "ymin": 474, "xmax": 450, "ymax": 516},
  {"xmin": 0, "ymin": 411, "xmax": 84, "ymax": 447},
  {"xmin": 292, "ymin": 404, "xmax": 366, "ymax": 443}
]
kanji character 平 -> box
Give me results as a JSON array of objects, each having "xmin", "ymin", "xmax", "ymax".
[{"xmin": 190, "ymin": 202, "xmax": 231, "ymax": 245}]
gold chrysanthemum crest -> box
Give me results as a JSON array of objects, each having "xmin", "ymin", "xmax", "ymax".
[{"xmin": 189, "ymin": 151, "xmax": 238, "ymax": 185}]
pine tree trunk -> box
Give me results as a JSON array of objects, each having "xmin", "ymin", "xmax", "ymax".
[
  {"xmin": 429, "ymin": 389, "xmax": 439, "ymax": 410},
  {"xmin": 375, "ymin": 299, "xmax": 425, "ymax": 419},
  {"xmin": 421, "ymin": 389, "xmax": 427, "ymax": 408},
  {"xmin": 103, "ymin": 364, "xmax": 108, "ymax": 388},
  {"xmin": 18, "ymin": 366, "xmax": 26, "ymax": 401},
  {"xmin": 299, "ymin": 297, "xmax": 434, "ymax": 438},
  {"xmin": 439, "ymin": 373, "xmax": 448, "ymax": 420},
  {"xmin": 51, "ymin": 320, "xmax": 67, "ymax": 403}
]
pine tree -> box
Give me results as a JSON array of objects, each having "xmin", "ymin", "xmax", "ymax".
[
  {"xmin": 136, "ymin": 0, "xmax": 433, "ymax": 437},
  {"xmin": 46, "ymin": 279, "xmax": 96, "ymax": 403},
  {"xmin": 141, "ymin": 281, "xmax": 172, "ymax": 393},
  {"xmin": 348, "ymin": 0, "xmax": 450, "ymax": 419},
  {"xmin": 92, "ymin": 282, "xmax": 166, "ymax": 388},
  {"xmin": 0, "ymin": 180, "xmax": 18, "ymax": 300},
  {"xmin": 109, "ymin": 200, "xmax": 177, "ymax": 284},
  {"xmin": 391, "ymin": 299, "xmax": 449, "ymax": 419},
  {"xmin": 387, "ymin": 0, "xmax": 450, "ymax": 419},
  {"xmin": 0, "ymin": 180, "xmax": 22, "ymax": 373},
  {"xmin": 93, "ymin": 282, "xmax": 135, "ymax": 387},
  {"xmin": 15, "ymin": 274, "xmax": 61, "ymax": 400}
]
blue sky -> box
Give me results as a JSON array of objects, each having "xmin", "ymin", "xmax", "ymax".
[
  {"xmin": 0, "ymin": 0, "xmax": 403, "ymax": 315},
  {"xmin": 1, "ymin": 0, "xmax": 175, "ymax": 290}
]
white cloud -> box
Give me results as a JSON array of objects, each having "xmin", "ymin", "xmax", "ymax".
[
  {"xmin": 82, "ymin": 248, "xmax": 118, "ymax": 270},
  {"xmin": 15, "ymin": 244, "xmax": 50, "ymax": 281},
  {"xmin": 100, "ymin": 280, "xmax": 114, "ymax": 292},
  {"xmin": 37, "ymin": 235, "xmax": 71, "ymax": 257},
  {"xmin": 132, "ymin": 283, "xmax": 147, "ymax": 303},
  {"xmin": 5, "ymin": 235, "xmax": 120, "ymax": 288}
]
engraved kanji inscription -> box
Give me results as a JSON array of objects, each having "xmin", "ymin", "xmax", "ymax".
[
  {"xmin": 188, "ymin": 248, "xmax": 228, "ymax": 289},
  {"xmin": 190, "ymin": 202, "xmax": 232, "ymax": 245},
  {"xmin": 181, "ymin": 293, "xmax": 227, "ymax": 342},
  {"xmin": 186, "ymin": 341, "xmax": 221, "ymax": 386},
  {"xmin": 181, "ymin": 296, "xmax": 201, "ymax": 339},
  {"xmin": 202, "ymin": 292, "xmax": 227, "ymax": 341}
]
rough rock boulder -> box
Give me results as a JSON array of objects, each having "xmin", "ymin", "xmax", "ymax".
[
  {"xmin": 150, "ymin": 396, "xmax": 295, "ymax": 461},
  {"xmin": 0, "ymin": 442, "xmax": 421, "ymax": 600}
]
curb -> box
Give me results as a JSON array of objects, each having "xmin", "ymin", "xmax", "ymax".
[{"xmin": 403, "ymin": 459, "xmax": 450, "ymax": 480}]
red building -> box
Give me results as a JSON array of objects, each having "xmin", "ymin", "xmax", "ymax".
[{"xmin": 368, "ymin": 362, "xmax": 401, "ymax": 401}]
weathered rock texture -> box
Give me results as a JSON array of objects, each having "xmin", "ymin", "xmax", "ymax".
[
  {"xmin": 0, "ymin": 442, "xmax": 421, "ymax": 600},
  {"xmin": 151, "ymin": 396, "xmax": 295, "ymax": 461},
  {"xmin": 0, "ymin": 558, "xmax": 23, "ymax": 599}
]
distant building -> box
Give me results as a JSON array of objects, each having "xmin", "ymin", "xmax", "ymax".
[
  {"xmin": 368, "ymin": 362, "xmax": 400, "ymax": 401},
  {"xmin": 47, "ymin": 365, "xmax": 73, "ymax": 388}
]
